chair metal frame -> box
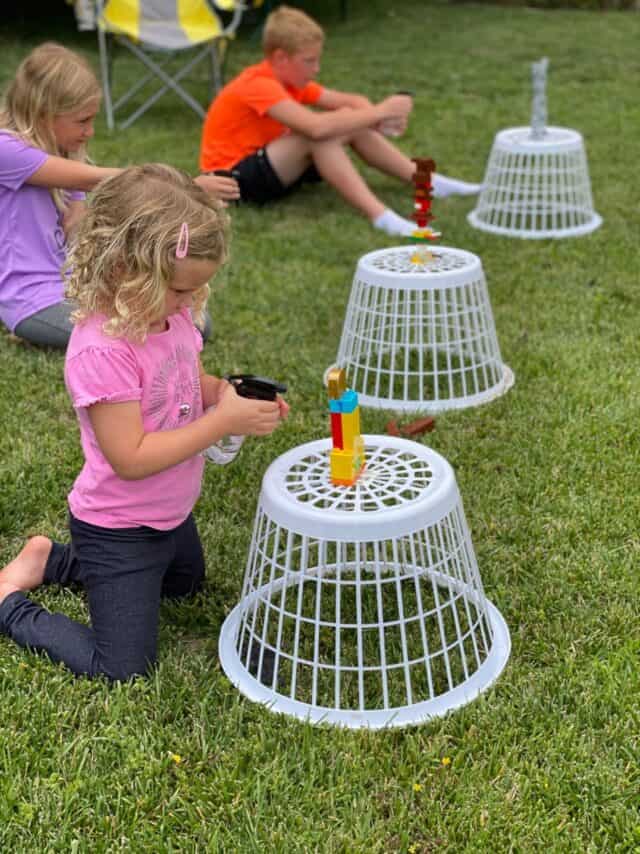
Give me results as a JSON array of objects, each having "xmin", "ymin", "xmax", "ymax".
[{"xmin": 96, "ymin": 0, "xmax": 245, "ymax": 130}]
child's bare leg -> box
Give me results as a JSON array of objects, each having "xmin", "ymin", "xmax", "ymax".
[
  {"xmin": 349, "ymin": 129, "xmax": 482, "ymax": 197},
  {"xmin": 267, "ymin": 133, "xmax": 384, "ymax": 217},
  {"xmin": 266, "ymin": 134, "xmax": 416, "ymax": 235},
  {"xmin": 311, "ymin": 138, "xmax": 388, "ymax": 219},
  {"xmin": 0, "ymin": 536, "xmax": 51, "ymax": 603},
  {"xmin": 349, "ymin": 129, "xmax": 415, "ymax": 182},
  {"xmin": 264, "ymin": 134, "xmax": 314, "ymax": 186}
]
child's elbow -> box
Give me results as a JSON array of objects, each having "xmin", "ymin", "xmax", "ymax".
[{"xmin": 111, "ymin": 460, "xmax": 147, "ymax": 481}]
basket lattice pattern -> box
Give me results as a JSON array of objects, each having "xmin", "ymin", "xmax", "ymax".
[
  {"xmin": 334, "ymin": 246, "xmax": 513, "ymax": 413},
  {"xmin": 219, "ymin": 438, "xmax": 510, "ymax": 728},
  {"xmin": 468, "ymin": 126, "xmax": 602, "ymax": 238}
]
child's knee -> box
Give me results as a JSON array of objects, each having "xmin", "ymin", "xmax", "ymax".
[
  {"xmin": 162, "ymin": 565, "xmax": 205, "ymax": 599},
  {"xmin": 97, "ymin": 650, "xmax": 157, "ymax": 682}
]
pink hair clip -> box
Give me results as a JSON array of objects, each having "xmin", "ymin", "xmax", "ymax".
[{"xmin": 176, "ymin": 221, "xmax": 189, "ymax": 259}]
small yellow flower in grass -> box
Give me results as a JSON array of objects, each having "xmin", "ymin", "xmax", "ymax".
[
  {"xmin": 408, "ymin": 845, "xmax": 418, "ymax": 854},
  {"xmin": 441, "ymin": 756, "xmax": 451, "ymax": 767},
  {"xmin": 169, "ymin": 753, "xmax": 183, "ymax": 764},
  {"xmin": 412, "ymin": 782, "xmax": 423, "ymax": 792}
]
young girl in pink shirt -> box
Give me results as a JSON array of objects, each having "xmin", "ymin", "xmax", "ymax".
[
  {"xmin": 0, "ymin": 163, "xmax": 288, "ymax": 680},
  {"xmin": 0, "ymin": 42, "xmax": 239, "ymax": 348}
]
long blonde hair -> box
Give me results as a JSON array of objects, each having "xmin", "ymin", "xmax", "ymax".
[
  {"xmin": 65, "ymin": 164, "xmax": 229, "ymax": 342},
  {"xmin": 0, "ymin": 42, "xmax": 101, "ymax": 210}
]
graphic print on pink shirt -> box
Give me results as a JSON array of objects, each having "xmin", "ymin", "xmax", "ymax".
[{"xmin": 147, "ymin": 343, "xmax": 202, "ymax": 428}]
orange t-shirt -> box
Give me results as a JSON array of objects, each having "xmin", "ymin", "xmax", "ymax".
[{"xmin": 199, "ymin": 60, "xmax": 323, "ymax": 171}]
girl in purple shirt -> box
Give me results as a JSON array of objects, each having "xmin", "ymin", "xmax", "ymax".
[
  {"xmin": 0, "ymin": 42, "xmax": 240, "ymax": 349},
  {"xmin": 0, "ymin": 42, "xmax": 120, "ymax": 347},
  {"xmin": 0, "ymin": 163, "xmax": 288, "ymax": 680}
]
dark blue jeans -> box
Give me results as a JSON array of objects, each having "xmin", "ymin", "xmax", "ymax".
[{"xmin": 0, "ymin": 512, "xmax": 205, "ymax": 681}]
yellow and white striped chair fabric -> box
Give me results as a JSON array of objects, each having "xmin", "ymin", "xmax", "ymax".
[{"xmin": 96, "ymin": 0, "xmax": 245, "ymax": 129}]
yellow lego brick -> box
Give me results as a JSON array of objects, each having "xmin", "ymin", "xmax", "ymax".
[
  {"xmin": 352, "ymin": 435, "xmax": 365, "ymax": 471},
  {"xmin": 330, "ymin": 448, "xmax": 355, "ymax": 482},
  {"xmin": 330, "ymin": 440, "xmax": 365, "ymax": 485},
  {"xmin": 340, "ymin": 408, "xmax": 361, "ymax": 451}
]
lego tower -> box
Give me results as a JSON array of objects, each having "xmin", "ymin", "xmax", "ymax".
[
  {"xmin": 410, "ymin": 157, "xmax": 440, "ymax": 242},
  {"xmin": 327, "ymin": 367, "xmax": 365, "ymax": 486}
]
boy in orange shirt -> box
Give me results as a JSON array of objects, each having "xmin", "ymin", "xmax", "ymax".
[{"xmin": 199, "ymin": 5, "xmax": 480, "ymax": 238}]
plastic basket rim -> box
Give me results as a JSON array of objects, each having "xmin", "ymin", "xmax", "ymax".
[
  {"xmin": 353, "ymin": 244, "xmax": 483, "ymax": 289},
  {"xmin": 258, "ymin": 435, "xmax": 460, "ymax": 540},
  {"xmin": 467, "ymin": 210, "xmax": 602, "ymax": 239},
  {"xmin": 218, "ymin": 579, "xmax": 511, "ymax": 730},
  {"xmin": 349, "ymin": 364, "xmax": 515, "ymax": 413},
  {"xmin": 491, "ymin": 125, "xmax": 585, "ymax": 153}
]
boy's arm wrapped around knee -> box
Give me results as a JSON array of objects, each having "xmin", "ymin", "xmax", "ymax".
[{"xmin": 268, "ymin": 93, "xmax": 411, "ymax": 142}]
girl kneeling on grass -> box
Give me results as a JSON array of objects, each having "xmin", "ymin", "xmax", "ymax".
[
  {"xmin": 0, "ymin": 42, "xmax": 239, "ymax": 349},
  {"xmin": 0, "ymin": 163, "xmax": 288, "ymax": 681}
]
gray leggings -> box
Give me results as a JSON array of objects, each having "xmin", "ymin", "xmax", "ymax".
[
  {"xmin": 14, "ymin": 300, "xmax": 75, "ymax": 350},
  {"xmin": 13, "ymin": 302, "xmax": 212, "ymax": 349}
]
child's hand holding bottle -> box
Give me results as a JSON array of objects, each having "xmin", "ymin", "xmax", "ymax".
[{"xmin": 204, "ymin": 382, "xmax": 288, "ymax": 465}]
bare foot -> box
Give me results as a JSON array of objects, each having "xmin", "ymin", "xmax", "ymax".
[{"xmin": 0, "ymin": 536, "xmax": 52, "ymax": 604}]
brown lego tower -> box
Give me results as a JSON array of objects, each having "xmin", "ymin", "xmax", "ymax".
[{"xmin": 410, "ymin": 157, "xmax": 441, "ymax": 242}]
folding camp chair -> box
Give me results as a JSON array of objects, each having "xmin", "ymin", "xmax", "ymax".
[{"xmin": 96, "ymin": 0, "xmax": 245, "ymax": 130}]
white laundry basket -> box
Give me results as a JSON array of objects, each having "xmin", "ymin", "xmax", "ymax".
[
  {"xmin": 468, "ymin": 126, "xmax": 602, "ymax": 239},
  {"xmin": 218, "ymin": 436, "xmax": 511, "ymax": 729},
  {"xmin": 331, "ymin": 245, "xmax": 513, "ymax": 413}
]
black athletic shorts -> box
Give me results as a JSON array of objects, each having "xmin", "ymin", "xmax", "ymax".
[{"xmin": 214, "ymin": 147, "xmax": 321, "ymax": 205}]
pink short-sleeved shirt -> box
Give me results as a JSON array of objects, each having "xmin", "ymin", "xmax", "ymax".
[{"xmin": 65, "ymin": 309, "xmax": 205, "ymax": 530}]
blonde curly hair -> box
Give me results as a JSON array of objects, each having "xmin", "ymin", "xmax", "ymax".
[
  {"xmin": 65, "ymin": 164, "xmax": 229, "ymax": 342},
  {"xmin": 0, "ymin": 42, "xmax": 102, "ymax": 211}
]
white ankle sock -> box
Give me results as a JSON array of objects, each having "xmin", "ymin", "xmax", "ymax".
[
  {"xmin": 432, "ymin": 173, "xmax": 482, "ymax": 198},
  {"xmin": 372, "ymin": 208, "xmax": 417, "ymax": 237}
]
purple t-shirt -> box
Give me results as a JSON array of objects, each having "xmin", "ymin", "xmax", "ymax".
[
  {"xmin": 65, "ymin": 308, "xmax": 206, "ymax": 531},
  {"xmin": 0, "ymin": 132, "xmax": 83, "ymax": 331}
]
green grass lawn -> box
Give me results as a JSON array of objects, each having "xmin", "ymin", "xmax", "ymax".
[{"xmin": 1, "ymin": 1, "xmax": 639, "ymax": 851}]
